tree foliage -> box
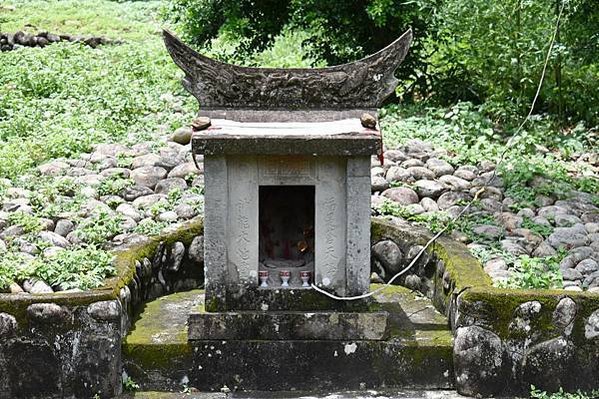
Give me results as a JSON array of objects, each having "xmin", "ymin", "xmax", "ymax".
[{"xmin": 164, "ymin": 0, "xmax": 599, "ymax": 126}]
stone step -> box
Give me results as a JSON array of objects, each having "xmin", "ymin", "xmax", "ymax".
[
  {"xmin": 116, "ymin": 389, "xmax": 464, "ymax": 398},
  {"xmin": 123, "ymin": 285, "xmax": 453, "ymax": 392},
  {"xmin": 123, "ymin": 289, "xmax": 204, "ymax": 391},
  {"xmin": 188, "ymin": 310, "xmax": 390, "ymax": 340}
]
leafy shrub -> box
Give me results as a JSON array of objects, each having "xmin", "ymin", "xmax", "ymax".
[
  {"xmin": 503, "ymin": 254, "xmax": 564, "ymax": 290},
  {"xmin": 430, "ymin": 0, "xmax": 599, "ymax": 125},
  {"xmin": 75, "ymin": 210, "xmax": 123, "ymax": 245},
  {"xmin": 32, "ymin": 247, "xmax": 115, "ymax": 290},
  {"xmin": 531, "ymin": 386, "xmax": 599, "ymax": 399},
  {"xmin": 7, "ymin": 212, "xmax": 43, "ymax": 234},
  {"xmin": 97, "ymin": 174, "xmax": 134, "ymax": 197},
  {"xmin": 134, "ymin": 219, "xmax": 169, "ymax": 236}
]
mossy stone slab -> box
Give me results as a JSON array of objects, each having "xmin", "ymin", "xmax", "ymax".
[{"xmin": 123, "ymin": 289, "xmax": 204, "ymax": 391}]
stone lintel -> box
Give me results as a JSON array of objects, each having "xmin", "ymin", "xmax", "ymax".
[
  {"xmin": 192, "ymin": 118, "xmax": 381, "ymax": 156},
  {"xmin": 188, "ymin": 310, "xmax": 389, "ymax": 341}
]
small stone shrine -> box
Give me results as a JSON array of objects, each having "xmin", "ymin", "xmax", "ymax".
[{"xmin": 164, "ymin": 28, "xmax": 420, "ymax": 391}]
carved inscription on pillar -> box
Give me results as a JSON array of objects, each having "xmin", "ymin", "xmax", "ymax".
[
  {"xmin": 234, "ymin": 197, "xmax": 251, "ymax": 271},
  {"xmin": 323, "ymin": 196, "xmax": 340, "ymax": 272}
]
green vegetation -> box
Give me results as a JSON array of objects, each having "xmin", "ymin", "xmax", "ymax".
[
  {"xmin": 502, "ymin": 254, "xmax": 564, "ymax": 290},
  {"xmin": 1, "ymin": 0, "xmax": 597, "ymax": 293},
  {"xmin": 0, "ymin": 246, "xmax": 114, "ymax": 290},
  {"xmin": 165, "ymin": 0, "xmax": 599, "ymax": 126},
  {"xmin": 531, "ymin": 386, "xmax": 599, "ymax": 399},
  {"xmin": 0, "ymin": 0, "xmax": 195, "ymax": 179},
  {"xmin": 380, "ymin": 102, "xmax": 597, "ymax": 211},
  {"xmin": 74, "ymin": 210, "xmax": 123, "ymax": 245},
  {"xmin": 0, "ymin": 0, "xmax": 194, "ymax": 291},
  {"xmin": 97, "ymin": 174, "xmax": 134, "ymax": 197},
  {"xmin": 122, "ymin": 376, "xmax": 140, "ymax": 392}
]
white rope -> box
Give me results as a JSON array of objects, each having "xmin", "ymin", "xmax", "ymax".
[{"xmin": 311, "ymin": 2, "xmax": 566, "ymax": 302}]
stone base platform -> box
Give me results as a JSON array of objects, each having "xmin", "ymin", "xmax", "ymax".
[
  {"xmin": 188, "ymin": 310, "xmax": 390, "ymax": 340},
  {"xmin": 123, "ymin": 285, "xmax": 454, "ymax": 392}
]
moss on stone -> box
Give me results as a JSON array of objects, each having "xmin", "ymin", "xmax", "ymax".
[
  {"xmin": 460, "ymin": 286, "xmax": 599, "ymax": 340},
  {"xmin": 110, "ymin": 218, "xmax": 204, "ymax": 297},
  {"xmin": 123, "ymin": 289, "xmax": 203, "ymax": 370}
]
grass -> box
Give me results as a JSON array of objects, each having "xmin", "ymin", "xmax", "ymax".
[
  {"xmin": 0, "ymin": 0, "xmax": 164, "ymax": 40},
  {"xmin": 0, "ymin": 0, "xmax": 197, "ymax": 291},
  {"xmin": 0, "ymin": 0, "xmax": 196, "ymax": 180}
]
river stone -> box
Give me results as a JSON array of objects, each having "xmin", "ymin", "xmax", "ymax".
[
  {"xmin": 403, "ymin": 274, "xmax": 421, "ymax": 291},
  {"xmin": 54, "ymin": 219, "xmax": 74, "ymax": 237},
  {"xmin": 454, "ymin": 325, "xmax": 505, "ymax": 396},
  {"xmin": 547, "ymin": 226, "xmax": 588, "ymax": 249},
  {"xmin": 0, "ymin": 239, "xmax": 6, "ymax": 252},
  {"xmin": 420, "ymin": 197, "xmax": 439, "ymax": 212},
  {"xmin": 168, "ymin": 241, "xmax": 186, "ymax": 272},
  {"xmin": 517, "ymin": 208, "xmax": 536, "ymax": 219},
  {"xmin": 38, "ymin": 160, "xmax": 69, "ymax": 176},
  {"xmin": 538, "ymin": 205, "xmax": 571, "ymax": 219},
  {"xmin": 439, "ymin": 174, "xmax": 470, "ymax": 191},
  {"xmin": 372, "ymin": 240, "xmax": 403, "ymax": 274},
  {"xmin": 585, "ymin": 223, "xmax": 599, "ymax": 234},
  {"xmin": 28, "ymin": 280, "xmax": 54, "ymax": 294},
  {"xmin": 552, "ymin": 297, "xmax": 577, "ymax": 336},
  {"xmin": 100, "ymin": 167, "xmax": 130, "ymax": 178},
  {"xmin": 406, "ymin": 166, "xmax": 435, "ymax": 180},
  {"xmin": 132, "ymin": 194, "xmax": 166, "ymax": 210},
  {"xmin": 155, "ymin": 177, "xmax": 188, "ymax": 194},
  {"xmin": 437, "ymin": 192, "xmax": 471, "ymax": 210},
  {"xmin": 585, "ymin": 309, "xmax": 599, "ymax": 340},
  {"xmin": 131, "ymin": 153, "xmax": 162, "ymax": 169},
  {"xmin": 574, "ymin": 259, "xmax": 598, "ymax": 275},
  {"xmin": 383, "ymin": 150, "xmax": 408, "ymax": 163},
  {"xmin": 38, "ymin": 231, "xmax": 69, "ymax": 248},
  {"xmin": 172, "ymin": 126, "xmax": 193, "ymax": 145},
  {"xmin": 75, "ymin": 173, "xmax": 105, "ymax": 187},
  {"xmin": 413, "ymin": 180, "xmax": 447, "ymax": 199},
  {"xmin": 381, "ymin": 187, "xmax": 419, "ymax": 205},
  {"xmin": 385, "ymin": 166, "xmax": 411, "ymax": 183},
  {"xmin": 371, "ymin": 166, "xmax": 385, "ymax": 177},
  {"xmin": 484, "ymin": 258, "xmax": 508, "ymax": 273},
  {"xmin": 401, "ymin": 159, "xmax": 424, "ymax": 168},
  {"xmin": 0, "ymin": 313, "xmax": 17, "ymax": 337},
  {"xmin": 130, "ymin": 166, "xmax": 167, "ymax": 189},
  {"xmin": 87, "ymin": 300, "xmax": 121, "ymax": 321},
  {"xmin": 554, "ymin": 213, "xmax": 582, "ymax": 227},
  {"xmin": 501, "ymin": 239, "xmax": 528, "ymax": 256},
  {"xmin": 426, "ymin": 158, "xmax": 454, "ymax": 176},
  {"xmin": 175, "ymin": 203, "xmax": 196, "ymax": 220},
  {"xmin": 168, "ymin": 162, "xmax": 200, "ymax": 179},
  {"xmin": 521, "ymin": 337, "xmax": 575, "ymax": 392},
  {"xmin": 158, "ymin": 211, "xmax": 178, "ymax": 222},
  {"xmin": 473, "ymin": 225, "xmax": 503, "ymax": 240},
  {"xmin": 583, "ymin": 271, "xmax": 599, "ymax": 289},
  {"xmin": 123, "ymin": 185, "xmax": 154, "ymax": 201},
  {"xmin": 27, "ymin": 303, "xmax": 68, "ymax": 322},
  {"xmin": 116, "ymin": 203, "xmax": 143, "ymax": 222},
  {"xmin": 404, "ymin": 139, "xmax": 432, "ymax": 154},
  {"xmin": 0, "ymin": 225, "xmax": 24, "ymax": 239},
  {"xmin": 453, "ymin": 167, "xmax": 477, "ymax": 181},
  {"xmin": 188, "ymin": 235, "xmax": 204, "ymax": 264},
  {"xmin": 561, "ymin": 268, "xmax": 583, "ymax": 281},
  {"xmin": 371, "ymin": 175, "xmax": 389, "ymax": 192},
  {"xmin": 495, "ymin": 212, "xmax": 523, "ymax": 231}
]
